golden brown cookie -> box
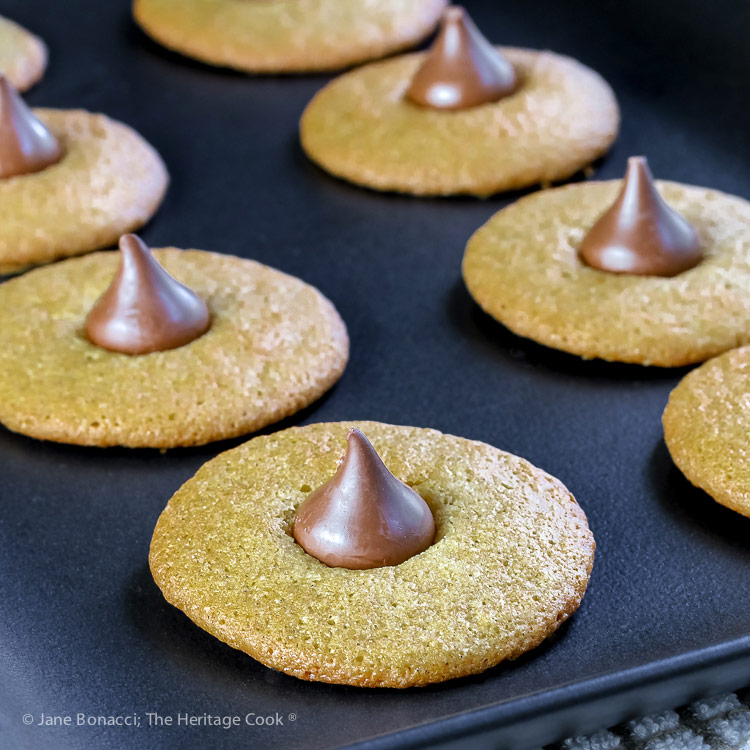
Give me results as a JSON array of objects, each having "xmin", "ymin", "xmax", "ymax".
[
  {"xmin": 463, "ymin": 180, "xmax": 750, "ymax": 366},
  {"xmin": 0, "ymin": 16, "xmax": 47, "ymax": 91},
  {"xmin": 133, "ymin": 0, "xmax": 447, "ymax": 74},
  {"xmin": 300, "ymin": 48, "xmax": 619, "ymax": 197},
  {"xmin": 150, "ymin": 421, "xmax": 595, "ymax": 687},
  {"xmin": 0, "ymin": 110, "xmax": 168, "ymax": 275},
  {"xmin": 664, "ymin": 347, "xmax": 750, "ymax": 517},
  {"xmin": 0, "ymin": 249, "xmax": 348, "ymax": 448}
]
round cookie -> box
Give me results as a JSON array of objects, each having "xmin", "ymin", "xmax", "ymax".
[
  {"xmin": 150, "ymin": 421, "xmax": 595, "ymax": 688},
  {"xmin": 463, "ymin": 180, "xmax": 750, "ymax": 366},
  {"xmin": 300, "ymin": 48, "xmax": 619, "ymax": 197},
  {"xmin": 0, "ymin": 110, "xmax": 168, "ymax": 274},
  {"xmin": 133, "ymin": 0, "xmax": 447, "ymax": 74},
  {"xmin": 0, "ymin": 16, "xmax": 47, "ymax": 91},
  {"xmin": 0, "ymin": 249, "xmax": 348, "ymax": 448},
  {"xmin": 663, "ymin": 347, "xmax": 750, "ymax": 518}
]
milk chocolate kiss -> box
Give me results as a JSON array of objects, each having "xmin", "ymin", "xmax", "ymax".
[
  {"xmin": 85, "ymin": 235, "xmax": 210, "ymax": 355},
  {"xmin": 579, "ymin": 157, "xmax": 703, "ymax": 277},
  {"xmin": 0, "ymin": 75, "xmax": 62, "ymax": 179},
  {"xmin": 293, "ymin": 429, "xmax": 436, "ymax": 570},
  {"xmin": 406, "ymin": 6, "xmax": 518, "ymax": 111}
]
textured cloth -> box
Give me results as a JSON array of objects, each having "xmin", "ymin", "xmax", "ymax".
[{"xmin": 550, "ymin": 691, "xmax": 750, "ymax": 750}]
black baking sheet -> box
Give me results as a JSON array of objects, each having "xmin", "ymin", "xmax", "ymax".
[{"xmin": 2, "ymin": 1, "xmax": 750, "ymax": 749}]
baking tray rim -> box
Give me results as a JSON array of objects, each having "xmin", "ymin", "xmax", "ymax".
[{"xmin": 340, "ymin": 634, "xmax": 750, "ymax": 749}]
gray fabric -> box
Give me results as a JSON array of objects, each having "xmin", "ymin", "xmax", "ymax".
[{"xmin": 546, "ymin": 692, "xmax": 750, "ymax": 750}]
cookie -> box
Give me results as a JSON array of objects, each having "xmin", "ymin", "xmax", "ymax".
[
  {"xmin": 462, "ymin": 180, "xmax": 750, "ymax": 366},
  {"xmin": 300, "ymin": 47, "xmax": 619, "ymax": 196},
  {"xmin": 0, "ymin": 109, "xmax": 168, "ymax": 274},
  {"xmin": 150, "ymin": 421, "xmax": 595, "ymax": 687},
  {"xmin": 0, "ymin": 16, "xmax": 47, "ymax": 91},
  {"xmin": 133, "ymin": 0, "xmax": 447, "ymax": 74},
  {"xmin": 664, "ymin": 347, "xmax": 750, "ymax": 517},
  {"xmin": 0, "ymin": 249, "xmax": 348, "ymax": 448}
]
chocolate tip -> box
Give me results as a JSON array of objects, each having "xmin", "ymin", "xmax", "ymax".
[
  {"xmin": 624, "ymin": 156, "xmax": 656, "ymax": 185},
  {"xmin": 118, "ymin": 233, "xmax": 146, "ymax": 251},
  {"xmin": 627, "ymin": 155, "xmax": 650, "ymax": 171},
  {"xmin": 345, "ymin": 428, "xmax": 372, "ymax": 452}
]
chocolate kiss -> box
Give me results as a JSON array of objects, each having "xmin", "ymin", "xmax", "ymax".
[
  {"xmin": 406, "ymin": 6, "xmax": 518, "ymax": 111},
  {"xmin": 579, "ymin": 156, "xmax": 703, "ymax": 277},
  {"xmin": 293, "ymin": 429, "xmax": 436, "ymax": 570},
  {"xmin": 85, "ymin": 234, "xmax": 210, "ymax": 355},
  {"xmin": 0, "ymin": 75, "xmax": 62, "ymax": 179}
]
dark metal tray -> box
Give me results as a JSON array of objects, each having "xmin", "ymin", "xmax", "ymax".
[{"xmin": 2, "ymin": 0, "xmax": 749, "ymax": 748}]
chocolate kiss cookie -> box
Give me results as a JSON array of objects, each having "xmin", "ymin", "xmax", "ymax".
[
  {"xmin": 0, "ymin": 76, "xmax": 61, "ymax": 179},
  {"xmin": 300, "ymin": 6, "xmax": 619, "ymax": 196},
  {"xmin": 150, "ymin": 421, "xmax": 595, "ymax": 687},
  {"xmin": 664, "ymin": 347, "xmax": 750, "ymax": 518},
  {"xmin": 579, "ymin": 157, "xmax": 702, "ymax": 277},
  {"xmin": 0, "ymin": 243, "xmax": 348, "ymax": 448},
  {"xmin": 85, "ymin": 234, "xmax": 210, "ymax": 355},
  {"xmin": 463, "ymin": 162, "xmax": 750, "ymax": 366},
  {"xmin": 0, "ymin": 15, "xmax": 47, "ymax": 91},
  {"xmin": 0, "ymin": 78, "xmax": 167, "ymax": 274},
  {"xmin": 406, "ymin": 7, "xmax": 518, "ymax": 110},
  {"xmin": 293, "ymin": 428, "xmax": 436, "ymax": 569},
  {"xmin": 133, "ymin": 0, "xmax": 447, "ymax": 74}
]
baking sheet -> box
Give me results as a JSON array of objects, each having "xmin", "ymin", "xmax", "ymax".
[{"xmin": 1, "ymin": 0, "xmax": 749, "ymax": 748}]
